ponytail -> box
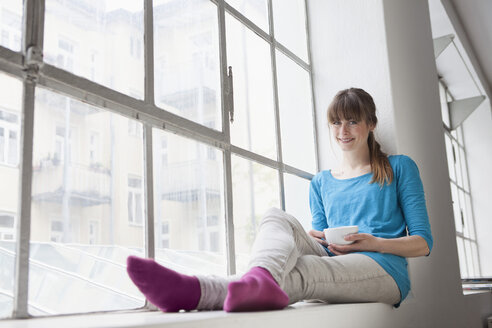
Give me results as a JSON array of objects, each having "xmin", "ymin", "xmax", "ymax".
[{"xmin": 368, "ymin": 131, "xmax": 393, "ymax": 187}]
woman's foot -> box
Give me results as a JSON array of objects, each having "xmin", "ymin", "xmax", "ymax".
[
  {"xmin": 224, "ymin": 267, "xmax": 289, "ymax": 312},
  {"xmin": 126, "ymin": 255, "xmax": 201, "ymax": 312}
]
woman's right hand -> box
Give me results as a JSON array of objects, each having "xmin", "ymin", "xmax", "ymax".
[{"xmin": 308, "ymin": 229, "xmax": 328, "ymax": 247}]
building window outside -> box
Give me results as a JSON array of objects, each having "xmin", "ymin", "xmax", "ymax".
[
  {"xmin": 128, "ymin": 176, "xmax": 143, "ymax": 226},
  {"xmin": 50, "ymin": 219, "xmax": 63, "ymax": 243},
  {"xmin": 0, "ymin": 212, "xmax": 15, "ymax": 241},
  {"xmin": 0, "ymin": 109, "xmax": 19, "ymax": 166}
]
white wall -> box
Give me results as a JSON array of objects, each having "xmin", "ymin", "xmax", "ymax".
[{"xmin": 308, "ymin": 0, "xmax": 490, "ymax": 326}]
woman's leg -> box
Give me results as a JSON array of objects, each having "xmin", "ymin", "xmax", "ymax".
[
  {"xmin": 283, "ymin": 253, "xmax": 400, "ymax": 305},
  {"xmin": 224, "ymin": 207, "xmax": 327, "ymax": 311}
]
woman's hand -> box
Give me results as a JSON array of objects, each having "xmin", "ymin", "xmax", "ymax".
[
  {"xmin": 328, "ymin": 234, "xmax": 430, "ymax": 257},
  {"xmin": 308, "ymin": 229, "xmax": 328, "ymax": 247},
  {"xmin": 328, "ymin": 233, "xmax": 381, "ymax": 255}
]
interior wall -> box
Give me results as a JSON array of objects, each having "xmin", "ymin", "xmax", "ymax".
[{"xmin": 308, "ymin": 0, "xmax": 488, "ymax": 326}]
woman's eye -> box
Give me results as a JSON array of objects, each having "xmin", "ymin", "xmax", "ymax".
[
  {"xmin": 349, "ymin": 121, "xmax": 358, "ymax": 125},
  {"xmin": 332, "ymin": 121, "xmax": 341, "ymax": 125}
]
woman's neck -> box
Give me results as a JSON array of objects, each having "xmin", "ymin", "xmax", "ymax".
[{"xmin": 333, "ymin": 147, "xmax": 371, "ymax": 178}]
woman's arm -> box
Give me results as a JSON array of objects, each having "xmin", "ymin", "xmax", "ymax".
[{"xmin": 328, "ymin": 233, "xmax": 430, "ymax": 257}]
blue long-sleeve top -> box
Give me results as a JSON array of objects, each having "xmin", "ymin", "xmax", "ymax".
[{"xmin": 309, "ymin": 155, "xmax": 433, "ymax": 304}]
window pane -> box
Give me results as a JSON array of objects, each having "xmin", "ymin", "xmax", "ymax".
[
  {"xmin": 226, "ymin": 0, "xmax": 269, "ymax": 32},
  {"xmin": 284, "ymin": 173, "xmax": 311, "ymax": 231},
  {"xmin": 458, "ymin": 189, "xmax": 468, "ymax": 238},
  {"xmin": 439, "ymin": 83, "xmax": 450, "ymax": 127},
  {"xmin": 444, "ymin": 134, "xmax": 455, "ymax": 182},
  {"xmin": 30, "ymin": 87, "xmax": 146, "ymax": 315},
  {"xmin": 458, "ymin": 146, "xmax": 469, "ymax": 192},
  {"xmin": 232, "ymin": 155, "xmax": 279, "ymax": 273},
  {"xmin": 276, "ymin": 50, "xmax": 316, "ymax": 173},
  {"xmin": 0, "ymin": 72, "xmax": 22, "ymax": 319},
  {"xmin": 44, "ymin": 0, "xmax": 144, "ymax": 99},
  {"xmin": 471, "ymin": 242, "xmax": 480, "ymax": 277},
  {"xmin": 0, "ymin": 0, "xmax": 22, "ymax": 51},
  {"xmin": 464, "ymin": 239, "xmax": 473, "ymax": 278},
  {"xmin": 272, "ymin": 0, "xmax": 308, "ymax": 61},
  {"xmin": 452, "ymin": 140, "xmax": 463, "ymax": 186},
  {"xmin": 226, "ymin": 14, "xmax": 277, "ymax": 159},
  {"xmin": 450, "ymin": 183, "xmax": 462, "ymax": 233},
  {"xmin": 153, "ymin": 129, "xmax": 226, "ymax": 276},
  {"xmin": 456, "ymin": 237, "xmax": 466, "ymax": 278},
  {"xmin": 464, "ymin": 194, "xmax": 475, "ymax": 240},
  {"xmin": 154, "ymin": 0, "xmax": 222, "ymax": 130}
]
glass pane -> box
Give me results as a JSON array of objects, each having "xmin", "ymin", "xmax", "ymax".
[
  {"xmin": 154, "ymin": 0, "xmax": 221, "ymax": 130},
  {"xmin": 232, "ymin": 155, "xmax": 279, "ymax": 273},
  {"xmin": 458, "ymin": 189, "xmax": 468, "ymax": 238},
  {"xmin": 464, "ymin": 239, "xmax": 473, "ymax": 278},
  {"xmin": 471, "ymin": 242, "xmax": 480, "ymax": 277},
  {"xmin": 458, "ymin": 146, "xmax": 469, "ymax": 192},
  {"xmin": 284, "ymin": 173, "xmax": 311, "ymax": 231},
  {"xmin": 0, "ymin": 0, "xmax": 23, "ymax": 52},
  {"xmin": 450, "ymin": 183, "xmax": 462, "ymax": 233},
  {"xmin": 226, "ymin": 14, "xmax": 277, "ymax": 159},
  {"xmin": 30, "ymin": 87, "xmax": 145, "ymax": 315},
  {"xmin": 276, "ymin": 50, "xmax": 316, "ymax": 173},
  {"xmin": 456, "ymin": 237, "xmax": 466, "ymax": 278},
  {"xmin": 452, "ymin": 140, "xmax": 463, "ymax": 187},
  {"xmin": 444, "ymin": 133, "xmax": 455, "ymax": 182},
  {"xmin": 272, "ymin": 0, "xmax": 308, "ymax": 61},
  {"xmin": 439, "ymin": 83, "xmax": 450, "ymax": 127},
  {"xmin": 153, "ymin": 129, "xmax": 226, "ymax": 276},
  {"xmin": 44, "ymin": 0, "xmax": 144, "ymax": 99},
  {"xmin": 464, "ymin": 194, "xmax": 475, "ymax": 240},
  {"xmin": 0, "ymin": 72, "xmax": 22, "ymax": 319},
  {"xmin": 226, "ymin": 0, "xmax": 269, "ymax": 32}
]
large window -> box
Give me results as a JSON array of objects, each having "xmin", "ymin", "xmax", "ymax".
[{"xmin": 0, "ymin": 0, "xmax": 316, "ymax": 319}]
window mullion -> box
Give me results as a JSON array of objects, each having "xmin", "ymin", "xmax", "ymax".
[
  {"xmin": 14, "ymin": 0, "xmax": 45, "ymax": 318},
  {"xmin": 304, "ymin": 0, "xmax": 319, "ymax": 174},
  {"xmin": 267, "ymin": 0, "xmax": 285, "ymax": 210}
]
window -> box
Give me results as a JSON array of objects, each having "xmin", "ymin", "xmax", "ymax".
[
  {"xmin": 0, "ymin": 109, "xmax": 19, "ymax": 166},
  {"xmin": 50, "ymin": 219, "xmax": 63, "ymax": 242},
  {"xmin": 439, "ymin": 82, "xmax": 480, "ymax": 278},
  {"xmin": 2, "ymin": 0, "xmax": 315, "ymax": 319},
  {"xmin": 0, "ymin": 213, "xmax": 15, "ymax": 241},
  {"xmin": 88, "ymin": 220, "xmax": 99, "ymax": 244},
  {"xmin": 128, "ymin": 176, "xmax": 143, "ymax": 226}
]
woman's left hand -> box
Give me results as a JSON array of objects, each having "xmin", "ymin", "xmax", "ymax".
[{"xmin": 328, "ymin": 233, "xmax": 382, "ymax": 255}]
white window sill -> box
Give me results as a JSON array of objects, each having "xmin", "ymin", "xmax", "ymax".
[{"xmin": 0, "ymin": 302, "xmax": 396, "ymax": 328}]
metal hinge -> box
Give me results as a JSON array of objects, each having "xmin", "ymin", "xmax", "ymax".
[{"xmin": 226, "ymin": 66, "xmax": 234, "ymax": 123}]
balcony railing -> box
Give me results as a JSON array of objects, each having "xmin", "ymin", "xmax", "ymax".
[{"xmin": 32, "ymin": 161, "xmax": 111, "ymax": 206}]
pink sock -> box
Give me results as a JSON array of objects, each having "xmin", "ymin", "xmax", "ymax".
[
  {"xmin": 223, "ymin": 267, "xmax": 289, "ymax": 312},
  {"xmin": 126, "ymin": 255, "xmax": 201, "ymax": 312}
]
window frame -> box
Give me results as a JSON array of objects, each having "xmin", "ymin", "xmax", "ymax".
[{"xmin": 1, "ymin": 0, "xmax": 318, "ymax": 319}]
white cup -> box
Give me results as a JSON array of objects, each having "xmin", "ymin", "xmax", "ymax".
[{"xmin": 323, "ymin": 226, "xmax": 359, "ymax": 245}]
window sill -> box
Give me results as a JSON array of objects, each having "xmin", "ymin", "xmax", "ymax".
[{"xmin": 0, "ymin": 302, "xmax": 396, "ymax": 328}]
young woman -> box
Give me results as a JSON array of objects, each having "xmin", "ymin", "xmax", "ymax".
[{"xmin": 126, "ymin": 88, "xmax": 433, "ymax": 312}]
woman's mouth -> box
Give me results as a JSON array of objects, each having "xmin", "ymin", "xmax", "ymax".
[{"xmin": 338, "ymin": 138, "xmax": 354, "ymax": 144}]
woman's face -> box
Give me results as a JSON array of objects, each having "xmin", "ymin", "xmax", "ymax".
[{"xmin": 330, "ymin": 119, "xmax": 374, "ymax": 153}]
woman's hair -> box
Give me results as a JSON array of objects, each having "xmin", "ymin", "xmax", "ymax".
[{"xmin": 327, "ymin": 88, "xmax": 393, "ymax": 186}]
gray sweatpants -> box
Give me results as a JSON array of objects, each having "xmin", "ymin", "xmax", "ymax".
[{"xmin": 196, "ymin": 207, "xmax": 400, "ymax": 310}]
